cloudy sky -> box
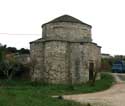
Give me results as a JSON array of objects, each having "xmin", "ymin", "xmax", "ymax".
[{"xmin": 0, "ymin": 0, "xmax": 125, "ymax": 55}]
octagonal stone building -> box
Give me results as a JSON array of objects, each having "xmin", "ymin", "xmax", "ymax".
[{"xmin": 30, "ymin": 15, "xmax": 101, "ymax": 84}]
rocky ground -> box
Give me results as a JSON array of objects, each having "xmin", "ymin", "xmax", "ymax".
[{"xmin": 64, "ymin": 73, "xmax": 125, "ymax": 106}]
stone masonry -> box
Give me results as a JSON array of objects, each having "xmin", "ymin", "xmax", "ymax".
[{"xmin": 30, "ymin": 15, "xmax": 101, "ymax": 84}]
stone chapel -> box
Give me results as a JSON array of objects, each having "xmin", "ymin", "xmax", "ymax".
[{"xmin": 30, "ymin": 15, "xmax": 101, "ymax": 84}]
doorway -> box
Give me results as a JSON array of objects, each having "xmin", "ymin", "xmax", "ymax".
[{"xmin": 89, "ymin": 62, "xmax": 94, "ymax": 81}]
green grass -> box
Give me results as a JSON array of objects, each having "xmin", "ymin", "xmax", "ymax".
[{"xmin": 0, "ymin": 73, "xmax": 114, "ymax": 106}]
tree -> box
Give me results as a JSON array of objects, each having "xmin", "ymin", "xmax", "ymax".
[
  {"xmin": 0, "ymin": 46, "xmax": 20, "ymax": 80},
  {"xmin": 90, "ymin": 70, "xmax": 98, "ymax": 86},
  {"xmin": 0, "ymin": 45, "xmax": 6, "ymax": 60},
  {"xmin": 3, "ymin": 54, "xmax": 21, "ymax": 80},
  {"xmin": 19, "ymin": 48, "xmax": 30, "ymax": 54},
  {"xmin": 25, "ymin": 56, "xmax": 37, "ymax": 80},
  {"xmin": 89, "ymin": 60, "xmax": 101, "ymax": 86},
  {"xmin": 6, "ymin": 47, "xmax": 17, "ymax": 53}
]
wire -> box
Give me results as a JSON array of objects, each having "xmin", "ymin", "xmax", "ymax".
[{"xmin": 0, "ymin": 33, "xmax": 41, "ymax": 36}]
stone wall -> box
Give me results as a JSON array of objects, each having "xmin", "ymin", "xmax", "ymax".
[
  {"xmin": 83, "ymin": 43, "xmax": 101, "ymax": 69},
  {"xmin": 83, "ymin": 43, "xmax": 101, "ymax": 80},
  {"xmin": 69, "ymin": 43, "xmax": 86, "ymax": 84},
  {"xmin": 14, "ymin": 54, "xmax": 30, "ymax": 65},
  {"xmin": 42, "ymin": 22, "xmax": 92, "ymax": 42},
  {"xmin": 30, "ymin": 41, "xmax": 101, "ymax": 84},
  {"xmin": 44, "ymin": 41, "xmax": 69, "ymax": 84},
  {"xmin": 69, "ymin": 42, "xmax": 101, "ymax": 84},
  {"xmin": 30, "ymin": 42, "xmax": 44, "ymax": 81}
]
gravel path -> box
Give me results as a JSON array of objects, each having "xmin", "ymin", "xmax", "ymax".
[{"xmin": 64, "ymin": 73, "xmax": 125, "ymax": 106}]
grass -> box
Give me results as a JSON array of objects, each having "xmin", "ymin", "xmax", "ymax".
[{"xmin": 0, "ymin": 73, "xmax": 114, "ymax": 106}]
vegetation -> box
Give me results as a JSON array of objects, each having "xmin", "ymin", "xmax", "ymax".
[
  {"xmin": 101, "ymin": 55, "xmax": 125, "ymax": 72},
  {"xmin": 0, "ymin": 73, "xmax": 114, "ymax": 106},
  {"xmin": 101, "ymin": 58, "xmax": 116, "ymax": 72},
  {"xmin": 0, "ymin": 44, "xmax": 115, "ymax": 106},
  {"xmin": 1, "ymin": 45, "xmax": 30, "ymax": 54},
  {"xmin": 0, "ymin": 45, "xmax": 23, "ymax": 80},
  {"xmin": 18, "ymin": 48, "xmax": 30, "ymax": 54}
]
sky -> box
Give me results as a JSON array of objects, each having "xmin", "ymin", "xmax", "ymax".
[{"xmin": 0, "ymin": 0, "xmax": 125, "ymax": 55}]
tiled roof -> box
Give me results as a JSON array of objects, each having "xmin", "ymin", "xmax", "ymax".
[{"xmin": 42, "ymin": 15, "xmax": 91, "ymax": 27}]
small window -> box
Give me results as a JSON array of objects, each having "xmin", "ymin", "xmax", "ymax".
[{"xmin": 80, "ymin": 42, "xmax": 84, "ymax": 45}]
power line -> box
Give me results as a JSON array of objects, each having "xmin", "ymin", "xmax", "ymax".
[{"xmin": 0, "ymin": 33, "xmax": 41, "ymax": 36}]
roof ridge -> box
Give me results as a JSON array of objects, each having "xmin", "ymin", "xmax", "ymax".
[{"xmin": 42, "ymin": 15, "xmax": 92, "ymax": 27}]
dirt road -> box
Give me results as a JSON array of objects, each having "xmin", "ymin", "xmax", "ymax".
[{"xmin": 64, "ymin": 73, "xmax": 125, "ymax": 106}]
